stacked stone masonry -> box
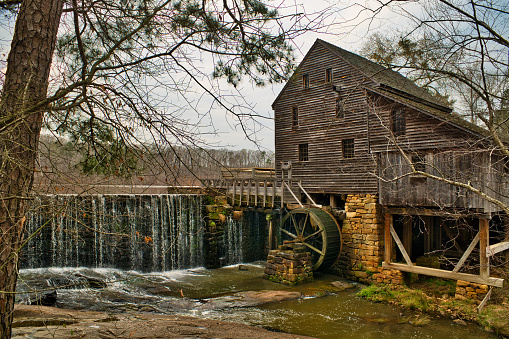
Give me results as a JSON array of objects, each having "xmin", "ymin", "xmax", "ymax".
[
  {"xmin": 455, "ymin": 280, "xmax": 489, "ymax": 301},
  {"xmin": 264, "ymin": 242, "xmax": 313, "ymax": 285},
  {"xmin": 372, "ymin": 268, "xmax": 404, "ymax": 285},
  {"xmin": 333, "ymin": 194, "xmax": 384, "ymax": 284}
]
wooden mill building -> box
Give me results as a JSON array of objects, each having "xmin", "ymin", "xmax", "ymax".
[{"xmin": 271, "ymin": 39, "xmax": 508, "ymax": 291}]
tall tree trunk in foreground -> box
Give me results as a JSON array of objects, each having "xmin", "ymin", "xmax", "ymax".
[{"xmin": 0, "ymin": 0, "xmax": 63, "ymax": 337}]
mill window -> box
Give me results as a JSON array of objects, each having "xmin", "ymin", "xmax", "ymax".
[
  {"xmin": 342, "ymin": 139, "xmax": 354, "ymax": 158},
  {"xmin": 302, "ymin": 74, "xmax": 309, "ymax": 88},
  {"xmin": 325, "ymin": 68, "xmax": 333, "ymax": 83},
  {"xmin": 292, "ymin": 107, "xmax": 299, "ymax": 127},
  {"xmin": 298, "ymin": 143, "xmax": 309, "ymax": 162},
  {"xmin": 391, "ymin": 108, "xmax": 406, "ymax": 136}
]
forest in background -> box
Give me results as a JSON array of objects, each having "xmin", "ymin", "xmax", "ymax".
[{"xmin": 33, "ymin": 135, "xmax": 274, "ymax": 194}]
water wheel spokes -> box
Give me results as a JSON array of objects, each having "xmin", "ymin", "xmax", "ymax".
[
  {"xmin": 303, "ymin": 228, "xmax": 323, "ymax": 241},
  {"xmin": 281, "ymin": 228, "xmax": 298, "ymax": 239},
  {"xmin": 280, "ymin": 208, "xmax": 342, "ymax": 271},
  {"xmin": 303, "ymin": 242, "xmax": 324, "ymax": 256}
]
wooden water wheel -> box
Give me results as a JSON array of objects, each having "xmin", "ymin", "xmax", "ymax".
[{"xmin": 280, "ymin": 208, "xmax": 342, "ymax": 271}]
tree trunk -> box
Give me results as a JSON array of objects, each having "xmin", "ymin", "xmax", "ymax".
[{"xmin": 0, "ymin": 0, "xmax": 63, "ymax": 337}]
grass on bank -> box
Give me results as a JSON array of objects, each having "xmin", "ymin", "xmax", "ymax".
[{"xmin": 357, "ymin": 280, "xmax": 509, "ymax": 336}]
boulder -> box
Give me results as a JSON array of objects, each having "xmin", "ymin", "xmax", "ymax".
[{"xmin": 30, "ymin": 290, "xmax": 57, "ymax": 307}]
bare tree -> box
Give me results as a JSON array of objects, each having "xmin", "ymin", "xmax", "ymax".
[
  {"xmin": 332, "ymin": 0, "xmax": 509, "ymax": 279},
  {"xmin": 0, "ymin": 0, "xmax": 322, "ymax": 336}
]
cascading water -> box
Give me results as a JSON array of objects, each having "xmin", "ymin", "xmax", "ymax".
[
  {"xmin": 22, "ymin": 194, "xmax": 204, "ymax": 272},
  {"xmin": 219, "ymin": 210, "xmax": 267, "ymax": 266}
]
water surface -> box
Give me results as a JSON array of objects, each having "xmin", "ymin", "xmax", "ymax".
[{"xmin": 17, "ymin": 263, "xmax": 495, "ymax": 339}]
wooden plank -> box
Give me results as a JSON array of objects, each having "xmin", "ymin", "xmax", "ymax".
[
  {"xmin": 480, "ymin": 218, "xmax": 489, "ymax": 279},
  {"xmin": 232, "ymin": 180, "xmax": 236, "ymax": 207},
  {"xmin": 284, "ymin": 182, "xmax": 303, "ymax": 208},
  {"xmin": 297, "ymin": 181, "xmax": 321, "ymax": 207},
  {"xmin": 452, "ymin": 232, "xmax": 480, "ymax": 273},
  {"xmin": 390, "ymin": 224, "xmax": 414, "ymax": 266},
  {"xmin": 263, "ymin": 180, "xmax": 267, "ymax": 208},
  {"xmin": 382, "ymin": 262, "xmax": 504, "ymax": 287},
  {"xmin": 384, "ymin": 207, "xmax": 489, "ymax": 218},
  {"xmin": 487, "ymin": 241, "xmax": 509, "ymax": 257},
  {"xmin": 247, "ymin": 179, "xmax": 251, "ymax": 206},
  {"xmin": 384, "ymin": 213, "xmax": 392, "ymax": 264},
  {"xmin": 240, "ymin": 180, "xmax": 244, "ymax": 206},
  {"xmin": 478, "ymin": 287, "xmax": 493, "ymax": 313},
  {"xmin": 255, "ymin": 180, "xmax": 259, "ymax": 206},
  {"xmin": 272, "ymin": 180, "xmax": 277, "ymax": 208},
  {"xmin": 268, "ymin": 218, "xmax": 274, "ymax": 250}
]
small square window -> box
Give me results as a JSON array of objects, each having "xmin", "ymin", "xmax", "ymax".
[
  {"xmin": 298, "ymin": 143, "xmax": 309, "ymax": 162},
  {"xmin": 391, "ymin": 108, "xmax": 406, "ymax": 136},
  {"xmin": 302, "ymin": 74, "xmax": 309, "ymax": 88},
  {"xmin": 325, "ymin": 68, "xmax": 333, "ymax": 83},
  {"xmin": 342, "ymin": 139, "xmax": 354, "ymax": 158},
  {"xmin": 292, "ymin": 107, "xmax": 299, "ymax": 127}
]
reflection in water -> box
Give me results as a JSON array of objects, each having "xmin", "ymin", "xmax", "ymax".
[{"xmin": 17, "ymin": 264, "xmax": 495, "ymax": 339}]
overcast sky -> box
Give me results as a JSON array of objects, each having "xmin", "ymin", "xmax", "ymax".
[{"xmin": 0, "ymin": 0, "xmax": 409, "ymax": 151}]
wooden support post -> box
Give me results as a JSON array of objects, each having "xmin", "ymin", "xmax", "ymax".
[
  {"xmin": 272, "ymin": 180, "xmax": 276, "ymax": 208},
  {"xmin": 232, "ymin": 180, "xmax": 236, "ymax": 207},
  {"xmin": 280, "ymin": 181, "xmax": 284, "ymax": 209},
  {"xmin": 240, "ymin": 180, "xmax": 244, "ymax": 206},
  {"xmin": 247, "ymin": 179, "xmax": 251, "ymax": 206},
  {"xmin": 255, "ymin": 180, "xmax": 259, "ymax": 206},
  {"xmin": 268, "ymin": 217, "xmax": 274, "ymax": 250},
  {"xmin": 263, "ymin": 180, "xmax": 267, "ymax": 208},
  {"xmin": 384, "ymin": 213, "xmax": 393, "ymax": 264},
  {"xmin": 480, "ymin": 218, "xmax": 489, "ymax": 280}
]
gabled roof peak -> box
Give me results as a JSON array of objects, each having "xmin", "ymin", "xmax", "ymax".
[{"xmin": 315, "ymin": 39, "xmax": 451, "ymax": 112}]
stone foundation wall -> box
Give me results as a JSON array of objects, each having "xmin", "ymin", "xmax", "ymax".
[
  {"xmin": 372, "ymin": 268, "xmax": 404, "ymax": 284},
  {"xmin": 264, "ymin": 242, "xmax": 313, "ymax": 285},
  {"xmin": 455, "ymin": 280, "xmax": 489, "ymax": 301},
  {"xmin": 333, "ymin": 194, "xmax": 384, "ymax": 284}
]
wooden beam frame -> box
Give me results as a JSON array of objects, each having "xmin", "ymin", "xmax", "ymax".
[
  {"xmin": 384, "ymin": 213, "xmax": 392, "ymax": 264},
  {"xmin": 487, "ymin": 241, "xmax": 509, "ymax": 257},
  {"xmin": 479, "ymin": 218, "xmax": 489, "ymax": 279},
  {"xmin": 452, "ymin": 232, "xmax": 479, "ymax": 273},
  {"xmin": 382, "ymin": 262, "xmax": 504, "ymax": 287},
  {"xmin": 384, "ymin": 207, "xmax": 490, "ymax": 219},
  {"xmin": 383, "ymin": 213, "xmax": 504, "ymax": 288},
  {"xmin": 390, "ymin": 224, "xmax": 413, "ymax": 266}
]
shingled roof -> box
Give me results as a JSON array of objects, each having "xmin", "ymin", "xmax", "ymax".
[
  {"xmin": 273, "ymin": 39, "xmax": 491, "ymax": 139},
  {"xmin": 317, "ymin": 39, "xmax": 452, "ymax": 112}
]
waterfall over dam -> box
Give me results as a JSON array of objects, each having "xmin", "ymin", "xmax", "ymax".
[{"xmin": 21, "ymin": 194, "xmax": 268, "ymax": 272}]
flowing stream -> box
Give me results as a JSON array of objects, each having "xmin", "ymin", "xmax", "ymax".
[
  {"xmin": 17, "ymin": 194, "xmax": 497, "ymax": 338},
  {"xmin": 16, "ymin": 264, "xmax": 496, "ymax": 339}
]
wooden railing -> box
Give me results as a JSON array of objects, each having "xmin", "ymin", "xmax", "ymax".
[
  {"xmin": 202, "ymin": 178, "xmax": 280, "ymax": 208},
  {"xmin": 227, "ymin": 179, "xmax": 280, "ymax": 207}
]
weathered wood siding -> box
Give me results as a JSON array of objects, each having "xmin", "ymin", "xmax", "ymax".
[
  {"xmin": 273, "ymin": 40, "xmax": 507, "ymax": 212},
  {"xmin": 273, "ymin": 44, "xmax": 378, "ymax": 195},
  {"xmin": 378, "ymin": 151, "xmax": 508, "ymax": 213},
  {"xmin": 366, "ymin": 94, "xmax": 481, "ymax": 152}
]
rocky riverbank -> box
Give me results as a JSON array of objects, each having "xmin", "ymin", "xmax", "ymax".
[{"xmin": 11, "ymin": 304, "xmax": 315, "ymax": 339}]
